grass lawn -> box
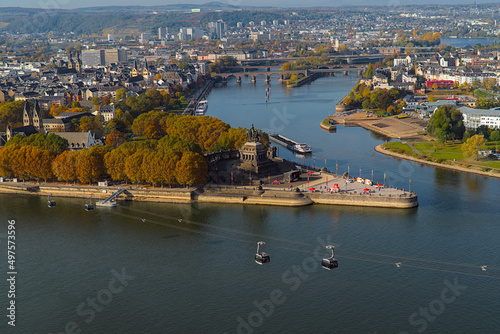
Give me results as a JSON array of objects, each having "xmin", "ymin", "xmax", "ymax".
[
  {"xmin": 384, "ymin": 142, "xmax": 417, "ymax": 156},
  {"xmin": 392, "ymin": 140, "xmax": 500, "ymax": 172}
]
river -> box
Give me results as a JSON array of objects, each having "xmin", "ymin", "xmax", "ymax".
[
  {"xmin": 1, "ymin": 75, "xmax": 500, "ymax": 334},
  {"xmin": 441, "ymin": 37, "xmax": 498, "ymax": 47}
]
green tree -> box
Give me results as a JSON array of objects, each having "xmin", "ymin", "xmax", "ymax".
[
  {"xmin": 0, "ymin": 100, "xmax": 25, "ymax": 131},
  {"xmin": 462, "ymin": 135, "xmax": 487, "ymax": 160},
  {"xmin": 490, "ymin": 130, "xmax": 500, "ymax": 142},
  {"xmin": 426, "ymin": 105, "xmax": 465, "ymax": 142},
  {"xmin": 363, "ymin": 63, "xmax": 374, "ymax": 78},
  {"xmin": 116, "ymin": 88, "xmax": 127, "ymax": 101}
]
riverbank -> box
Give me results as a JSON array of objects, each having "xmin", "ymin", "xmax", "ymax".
[
  {"xmin": 324, "ymin": 111, "xmax": 429, "ymax": 140},
  {"xmin": 375, "ymin": 144, "xmax": 500, "ymax": 179}
]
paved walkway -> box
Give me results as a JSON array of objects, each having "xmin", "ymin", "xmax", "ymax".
[{"xmin": 406, "ymin": 142, "xmax": 421, "ymax": 155}]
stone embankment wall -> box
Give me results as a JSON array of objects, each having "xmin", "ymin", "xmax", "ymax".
[{"xmin": 307, "ymin": 192, "xmax": 418, "ymax": 209}]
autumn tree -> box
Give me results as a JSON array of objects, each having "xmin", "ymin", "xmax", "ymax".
[
  {"xmin": 105, "ymin": 129, "xmax": 126, "ymax": 148},
  {"xmin": 175, "ymin": 152, "xmax": 208, "ymax": 186},
  {"xmin": 76, "ymin": 146, "xmax": 112, "ymax": 184},
  {"xmin": 52, "ymin": 150, "xmax": 79, "ymax": 182},
  {"xmin": 0, "ymin": 144, "xmax": 19, "ymax": 177},
  {"xmin": 462, "ymin": 135, "xmax": 487, "ymax": 161},
  {"xmin": 125, "ymin": 151, "xmax": 148, "ymax": 184}
]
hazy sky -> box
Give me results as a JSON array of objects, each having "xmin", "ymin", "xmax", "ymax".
[{"xmin": 2, "ymin": 0, "xmax": 494, "ymax": 9}]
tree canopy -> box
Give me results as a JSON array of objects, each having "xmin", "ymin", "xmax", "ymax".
[
  {"xmin": 426, "ymin": 105, "xmax": 465, "ymax": 142},
  {"xmin": 462, "ymin": 135, "xmax": 487, "ymax": 161}
]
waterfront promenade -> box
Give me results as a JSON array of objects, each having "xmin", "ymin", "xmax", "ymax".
[{"xmin": 0, "ymin": 169, "xmax": 418, "ymax": 209}]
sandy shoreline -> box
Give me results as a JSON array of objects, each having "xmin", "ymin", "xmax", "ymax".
[{"xmin": 375, "ymin": 144, "xmax": 500, "ymax": 179}]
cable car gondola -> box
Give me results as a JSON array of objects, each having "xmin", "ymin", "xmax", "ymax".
[
  {"xmin": 85, "ymin": 198, "xmax": 94, "ymax": 211},
  {"xmin": 47, "ymin": 194, "xmax": 56, "ymax": 208},
  {"xmin": 322, "ymin": 245, "xmax": 338, "ymax": 270},
  {"xmin": 255, "ymin": 241, "xmax": 270, "ymax": 265}
]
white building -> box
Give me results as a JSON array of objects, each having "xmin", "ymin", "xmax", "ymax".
[
  {"xmin": 93, "ymin": 105, "xmax": 116, "ymax": 123},
  {"xmin": 460, "ymin": 106, "xmax": 500, "ymax": 129}
]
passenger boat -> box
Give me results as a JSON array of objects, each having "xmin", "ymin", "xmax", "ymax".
[
  {"xmin": 269, "ymin": 134, "xmax": 312, "ymax": 154},
  {"xmin": 195, "ymin": 100, "xmax": 208, "ymax": 115}
]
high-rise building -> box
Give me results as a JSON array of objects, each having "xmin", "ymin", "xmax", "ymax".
[
  {"xmin": 273, "ymin": 20, "xmax": 279, "ymax": 26},
  {"xmin": 81, "ymin": 50, "xmax": 105, "ymax": 68},
  {"xmin": 178, "ymin": 27, "xmax": 204, "ymax": 41},
  {"xmin": 237, "ymin": 22, "xmax": 243, "ymax": 28},
  {"xmin": 108, "ymin": 34, "xmax": 115, "ymax": 42},
  {"xmin": 214, "ymin": 20, "xmax": 226, "ymax": 39},
  {"xmin": 140, "ymin": 33, "xmax": 153, "ymax": 43},
  {"xmin": 158, "ymin": 27, "xmax": 168, "ymax": 40},
  {"xmin": 104, "ymin": 48, "xmax": 128, "ymax": 65}
]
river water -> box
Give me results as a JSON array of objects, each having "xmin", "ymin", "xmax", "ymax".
[
  {"xmin": 1, "ymin": 75, "xmax": 500, "ymax": 334},
  {"xmin": 441, "ymin": 37, "xmax": 498, "ymax": 47}
]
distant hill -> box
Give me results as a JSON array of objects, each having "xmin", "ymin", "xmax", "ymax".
[{"xmin": 0, "ymin": 2, "xmax": 279, "ymax": 35}]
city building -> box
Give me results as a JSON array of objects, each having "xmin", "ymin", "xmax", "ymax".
[
  {"xmin": 178, "ymin": 28, "xmax": 204, "ymax": 41},
  {"xmin": 104, "ymin": 48, "xmax": 128, "ymax": 65},
  {"xmin": 140, "ymin": 33, "xmax": 153, "ymax": 43},
  {"xmin": 81, "ymin": 50, "xmax": 105, "ymax": 68},
  {"xmin": 460, "ymin": 106, "xmax": 500, "ymax": 130},
  {"xmin": 158, "ymin": 27, "xmax": 168, "ymax": 40}
]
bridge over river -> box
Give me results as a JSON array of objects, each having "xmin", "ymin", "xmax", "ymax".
[{"xmin": 214, "ymin": 64, "xmax": 365, "ymax": 83}]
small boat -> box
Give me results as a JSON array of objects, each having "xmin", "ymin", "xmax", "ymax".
[
  {"xmin": 195, "ymin": 100, "xmax": 208, "ymax": 115},
  {"xmin": 269, "ymin": 134, "xmax": 312, "ymax": 154}
]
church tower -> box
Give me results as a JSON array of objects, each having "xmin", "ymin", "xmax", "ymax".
[
  {"xmin": 75, "ymin": 52, "xmax": 82, "ymax": 74},
  {"xmin": 23, "ymin": 101, "xmax": 32, "ymax": 127},
  {"xmin": 68, "ymin": 52, "xmax": 75, "ymax": 69},
  {"xmin": 131, "ymin": 60, "xmax": 139, "ymax": 77},
  {"xmin": 32, "ymin": 100, "xmax": 43, "ymax": 132}
]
